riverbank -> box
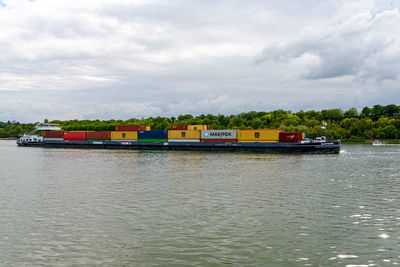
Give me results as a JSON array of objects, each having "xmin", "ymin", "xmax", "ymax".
[{"xmin": 0, "ymin": 137, "xmax": 17, "ymax": 140}]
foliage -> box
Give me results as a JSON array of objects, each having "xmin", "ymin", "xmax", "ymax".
[{"xmin": 1, "ymin": 104, "xmax": 400, "ymax": 140}]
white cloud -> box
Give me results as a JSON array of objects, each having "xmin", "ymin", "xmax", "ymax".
[{"xmin": 259, "ymin": 8, "xmax": 400, "ymax": 81}]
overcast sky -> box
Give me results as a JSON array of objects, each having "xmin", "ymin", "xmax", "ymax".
[{"xmin": 0, "ymin": 0, "xmax": 399, "ymax": 122}]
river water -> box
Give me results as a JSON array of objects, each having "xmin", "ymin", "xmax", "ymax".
[{"xmin": 0, "ymin": 140, "xmax": 399, "ymax": 266}]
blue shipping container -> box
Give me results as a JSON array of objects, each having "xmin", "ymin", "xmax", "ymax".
[{"xmin": 138, "ymin": 130, "xmax": 168, "ymax": 139}]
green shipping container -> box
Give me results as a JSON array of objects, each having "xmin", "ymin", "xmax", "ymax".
[{"xmin": 138, "ymin": 139, "xmax": 168, "ymax": 142}]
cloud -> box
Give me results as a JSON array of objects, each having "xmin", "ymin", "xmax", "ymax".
[
  {"xmin": 258, "ymin": 8, "xmax": 400, "ymax": 81},
  {"xmin": 0, "ymin": 0, "xmax": 399, "ymax": 122}
]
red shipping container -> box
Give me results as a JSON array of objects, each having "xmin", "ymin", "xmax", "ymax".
[
  {"xmin": 86, "ymin": 131, "xmax": 111, "ymax": 140},
  {"xmin": 201, "ymin": 139, "xmax": 237, "ymax": 142},
  {"xmin": 44, "ymin": 131, "xmax": 64, "ymax": 138},
  {"xmin": 279, "ymin": 132, "xmax": 303, "ymax": 142},
  {"xmin": 115, "ymin": 125, "xmax": 146, "ymax": 131},
  {"xmin": 64, "ymin": 131, "xmax": 87, "ymax": 141},
  {"xmin": 207, "ymin": 125, "xmax": 211, "ymax": 130},
  {"xmin": 171, "ymin": 125, "xmax": 188, "ymax": 130}
]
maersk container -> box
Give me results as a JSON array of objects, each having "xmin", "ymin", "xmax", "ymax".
[
  {"xmin": 44, "ymin": 131, "xmax": 64, "ymax": 138},
  {"xmin": 138, "ymin": 130, "xmax": 167, "ymax": 140},
  {"xmin": 87, "ymin": 131, "xmax": 111, "ymax": 140},
  {"xmin": 201, "ymin": 130, "xmax": 237, "ymax": 140},
  {"xmin": 171, "ymin": 125, "xmax": 188, "ymax": 130},
  {"xmin": 115, "ymin": 125, "xmax": 147, "ymax": 131},
  {"xmin": 111, "ymin": 131, "xmax": 138, "ymax": 140},
  {"xmin": 279, "ymin": 132, "xmax": 303, "ymax": 143},
  {"xmin": 168, "ymin": 139, "xmax": 200, "ymax": 142},
  {"xmin": 188, "ymin": 125, "xmax": 209, "ymax": 131},
  {"xmin": 237, "ymin": 129, "xmax": 281, "ymax": 142},
  {"xmin": 64, "ymin": 131, "xmax": 87, "ymax": 141},
  {"xmin": 168, "ymin": 130, "xmax": 201, "ymax": 139}
]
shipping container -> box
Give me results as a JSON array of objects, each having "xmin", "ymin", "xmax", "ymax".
[
  {"xmin": 138, "ymin": 130, "xmax": 168, "ymax": 140},
  {"xmin": 115, "ymin": 125, "xmax": 147, "ymax": 131},
  {"xmin": 237, "ymin": 129, "xmax": 281, "ymax": 142},
  {"xmin": 44, "ymin": 138, "xmax": 63, "ymax": 141},
  {"xmin": 146, "ymin": 126, "xmax": 151, "ymax": 131},
  {"xmin": 168, "ymin": 130, "xmax": 201, "ymax": 139},
  {"xmin": 87, "ymin": 131, "xmax": 111, "ymax": 140},
  {"xmin": 279, "ymin": 132, "xmax": 304, "ymax": 143},
  {"xmin": 138, "ymin": 139, "xmax": 168, "ymax": 142},
  {"xmin": 171, "ymin": 125, "xmax": 188, "ymax": 130},
  {"xmin": 111, "ymin": 131, "xmax": 138, "ymax": 140},
  {"xmin": 201, "ymin": 130, "xmax": 237, "ymax": 140},
  {"xmin": 187, "ymin": 125, "xmax": 209, "ymax": 131},
  {"xmin": 64, "ymin": 131, "xmax": 87, "ymax": 141},
  {"xmin": 44, "ymin": 131, "xmax": 64, "ymax": 138},
  {"xmin": 201, "ymin": 139, "xmax": 237, "ymax": 143},
  {"xmin": 168, "ymin": 139, "xmax": 200, "ymax": 142}
]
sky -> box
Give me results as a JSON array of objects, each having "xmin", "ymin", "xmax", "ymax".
[{"xmin": 0, "ymin": 0, "xmax": 399, "ymax": 122}]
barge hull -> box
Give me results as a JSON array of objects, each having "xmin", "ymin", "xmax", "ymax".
[{"xmin": 17, "ymin": 140, "xmax": 341, "ymax": 154}]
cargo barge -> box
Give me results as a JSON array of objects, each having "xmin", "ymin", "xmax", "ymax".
[
  {"xmin": 17, "ymin": 139, "xmax": 340, "ymax": 154},
  {"xmin": 17, "ymin": 125, "xmax": 341, "ymax": 154}
]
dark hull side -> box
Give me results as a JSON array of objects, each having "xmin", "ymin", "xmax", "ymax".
[{"xmin": 17, "ymin": 140, "xmax": 341, "ymax": 154}]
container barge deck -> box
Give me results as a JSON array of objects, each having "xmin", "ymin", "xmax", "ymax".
[{"xmin": 17, "ymin": 140, "xmax": 341, "ymax": 154}]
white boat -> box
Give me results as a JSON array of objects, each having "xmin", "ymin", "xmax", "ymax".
[
  {"xmin": 18, "ymin": 134, "xmax": 43, "ymax": 144},
  {"xmin": 372, "ymin": 140, "xmax": 385, "ymax": 146}
]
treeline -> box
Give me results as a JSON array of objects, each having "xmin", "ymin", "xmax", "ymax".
[
  {"xmin": 1, "ymin": 104, "xmax": 400, "ymax": 140},
  {"xmin": 0, "ymin": 121, "xmax": 35, "ymax": 138}
]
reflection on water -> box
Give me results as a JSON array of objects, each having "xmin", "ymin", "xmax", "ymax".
[{"xmin": 0, "ymin": 141, "xmax": 399, "ymax": 266}]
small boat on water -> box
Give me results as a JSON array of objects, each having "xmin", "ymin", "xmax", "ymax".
[{"xmin": 372, "ymin": 140, "xmax": 385, "ymax": 146}]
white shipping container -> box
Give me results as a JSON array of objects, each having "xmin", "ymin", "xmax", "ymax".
[
  {"xmin": 201, "ymin": 130, "xmax": 237, "ymax": 139},
  {"xmin": 168, "ymin": 139, "xmax": 200, "ymax": 142}
]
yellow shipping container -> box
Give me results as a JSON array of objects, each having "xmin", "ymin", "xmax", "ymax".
[
  {"xmin": 111, "ymin": 131, "xmax": 138, "ymax": 140},
  {"xmin": 168, "ymin": 130, "xmax": 201, "ymax": 139},
  {"xmin": 146, "ymin": 126, "xmax": 151, "ymax": 131},
  {"xmin": 188, "ymin": 125, "xmax": 208, "ymax": 131},
  {"xmin": 237, "ymin": 130, "xmax": 280, "ymax": 142}
]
